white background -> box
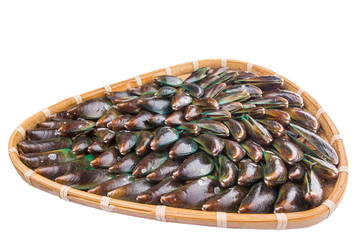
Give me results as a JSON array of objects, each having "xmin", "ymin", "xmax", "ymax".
[{"xmin": 1, "ymin": 0, "xmax": 354, "ymax": 239}]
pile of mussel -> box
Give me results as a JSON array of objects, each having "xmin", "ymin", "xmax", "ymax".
[{"xmin": 17, "ymin": 67, "xmax": 339, "ymax": 214}]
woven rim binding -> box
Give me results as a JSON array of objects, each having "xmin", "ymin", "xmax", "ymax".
[{"xmin": 8, "ymin": 59, "xmax": 348, "ymax": 229}]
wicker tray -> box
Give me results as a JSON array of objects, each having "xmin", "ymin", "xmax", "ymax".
[{"xmin": 8, "ymin": 59, "xmax": 348, "ymax": 229}]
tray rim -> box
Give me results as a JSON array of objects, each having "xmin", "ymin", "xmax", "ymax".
[{"xmin": 8, "ymin": 59, "xmax": 349, "ymax": 229}]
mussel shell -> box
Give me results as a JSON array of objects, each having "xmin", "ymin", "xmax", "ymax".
[
  {"xmin": 181, "ymin": 83, "xmax": 204, "ymax": 98},
  {"xmin": 235, "ymin": 71, "xmax": 258, "ymax": 80},
  {"xmin": 132, "ymin": 151, "xmax": 169, "ymax": 177},
  {"xmin": 224, "ymin": 84, "xmax": 262, "ymax": 98},
  {"xmin": 234, "ymin": 75, "xmax": 284, "ymax": 91},
  {"xmin": 124, "ymin": 111, "xmax": 153, "ymax": 130},
  {"xmin": 154, "ymin": 75, "xmax": 183, "ymax": 87},
  {"xmin": 129, "ymin": 84, "xmax": 159, "ymax": 96},
  {"xmin": 272, "ymin": 138, "xmax": 304, "ymax": 165},
  {"xmin": 218, "ymin": 155, "xmax": 238, "ymax": 188},
  {"xmin": 220, "ymin": 102, "xmax": 243, "ymax": 112},
  {"xmin": 135, "ymin": 131, "xmax": 154, "ymax": 156},
  {"xmin": 184, "ymin": 67, "xmax": 210, "ymax": 83},
  {"xmin": 150, "ymin": 126, "xmax": 179, "ymax": 151},
  {"xmin": 154, "ymin": 86, "xmax": 177, "ymax": 98},
  {"xmin": 216, "ymin": 91, "xmax": 250, "ymax": 105},
  {"xmin": 26, "ymin": 129, "xmax": 60, "ymax": 140},
  {"xmin": 107, "ymin": 114, "xmax": 132, "ymax": 131},
  {"xmin": 184, "ymin": 105, "xmax": 202, "ymax": 121},
  {"xmin": 223, "ymin": 119, "xmax": 246, "ymax": 142},
  {"xmin": 288, "ymin": 162, "xmax": 306, "ymax": 182},
  {"xmin": 88, "ymin": 174, "xmax": 134, "ymax": 195},
  {"xmin": 238, "ymin": 181, "xmax": 277, "ymax": 213},
  {"xmin": 241, "ymin": 115, "xmax": 273, "ymax": 146},
  {"xmin": 211, "ymin": 72, "xmax": 238, "ymax": 86},
  {"xmin": 146, "ymin": 158, "xmax": 182, "ymax": 182},
  {"xmin": 105, "ymin": 91, "xmax": 136, "ymax": 103},
  {"xmin": 246, "ymin": 97, "xmax": 288, "ymax": 109},
  {"xmin": 176, "ymin": 123, "xmax": 201, "ymax": 136},
  {"xmin": 223, "ymin": 139, "xmax": 246, "ymax": 163},
  {"xmin": 96, "ymin": 106, "xmax": 121, "ymax": 128},
  {"xmin": 58, "ymin": 119, "xmax": 96, "ymax": 134},
  {"xmin": 20, "ymin": 149, "xmax": 76, "ymax": 169},
  {"xmin": 107, "ymin": 179, "xmax": 154, "ymax": 201},
  {"xmin": 90, "ymin": 146, "xmax": 120, "ymax": 168},
  {"xmin": 136, "ymin": 177, "xmax": 184, "ymax": 204},
  {"xmin": 17, "ymin": 137, "xmax": 72, "ymax": 154},
  {"xmin": 48, "ymin": 110, "xmax": 69, "ymax": 121},
  {"xmin": 37, "ymin": 120, "xmax": 68, "ymax": 129},
  {"xmin": 232, "ymin": 106, "xmax": 266, "ymax": 119},
  {"xmin": 160, "ymin": 176, "xmax": 220, "ymax": 209},
  {"xmin": 304, "ymin": 170, "xmax": 324, "ymax": 206},
  {"xmin": 263, "ymin": 90, "xmax": 304, "ymax": 108},
  {"xmin": 72, "ymin": 136, "xmax": 92, "ymax": 155},
  {"xmin": 207, "ymin": 67, "xmax": 229, "ymax": 77},
  {"xmin": 67, "ymin": 97, "xmax": 112, "ymax": 120},
  {"xmin": 290, "ymin": 123, "xmax": 339, "ymax": 165},
  {"xmin": 237, "ymin": 159, "xmax": 263, "ymax": 186},
  {"xmin": 165, "ymin": 110, "xmax": 186, "ymax": 126},
  {"xmin": 193, "ymin": 97, "xmax": 219, "ymax": 110},
  {"xmin": 241, "ymin": 140, "xmax": 264, "ymax": 162},
  {"xmin": 115, "ymin": 130, "xmax": 137, "ymax": 155},
  {"xmin": 117, "ymin": 98, "xmax": 142, "ymax": 114},
  {"xmin": 55, "ymin": 169, "xmax": 114, "ymax": 190},
  {"xmin": 172, "ymin": 152, "xmax": 215, "ymax": 180},
  {"xmin": 34, "ymin": 155, "xmax": 95, "ymax": 179},
  {"xmin": 148, "ymin": 114, "xmax": 168, "ymax": 126},
  {"xmin": 274, "ymin": 182, "xmax": 308, "ymax": 213},
  {"xmin": 263, "ymin": 151, "xmax": 288, "ymax": 187},
  {"xmin": 284, "ymin": 107, "xmax": 319, "ymax": 132},
  {"xmin": 169, "ymin": 138, "xmax": 198, "ymax": 159},
  {"xmin": 203, "ymin": 83, "xmax": 227, "ymax": 98},
  {"xmin": 198, "ymin": 76, "xmax": 220, "ymax": 89},
  {"xmin": 87, "ymin": 138, "xmax": 108, "ymax": 154},
  {"xmin": 109, "ymin": 153, "xmax": 142, "ymax": 173},
  {"xmin": 256, "ymin": 119, "xmax": 285, "ymax": 138},
  {"xmin": 193, "ymin": 133, "xmax": 225, "ymax": 157},
  {"xmin": 202, "ymin": 185, "xmax": 247, "ymax": 212},
  {"xmin": 141, "ymin": 99, "xmax": 173, "ymax": 114},
  {"xmin": 201, "ymin": 110, "xmax": 231, "ymax": 121},
  {"xmin": 93, "ymin": 128, "xmax": 115, "ymax": 143},
  {"xmin": 194, "ymin": 119, "xmax": 229, "ymax": 137},
  {"xmin": 302, "ymin": 154, "xmax": 338, "ymax": 180},
  {"xmin": 263, "ymin": 109, "xmax": 291, "ymax": 126},
  {"xmin": 171, "ymin": 93, "xmax": 193, "ymax": 111}
]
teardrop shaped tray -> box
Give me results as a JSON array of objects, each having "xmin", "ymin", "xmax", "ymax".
[{"xmin": 8, "ymin": 59, "xmax": 348, "ymax": 229}]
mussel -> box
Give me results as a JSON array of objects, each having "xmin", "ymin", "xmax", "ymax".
[
  {"xmin": 274, "ymin": 182, "xmax": 307, "ymax": 213},
  {"xmin": 150, "ymin": 126, "xmax": 179, "ymax": 152},
  {"xmin": 132, "ymin": 151, "xmax": 169, "ymax": 178},
  {"xmin": 193, "ymin": 133, "xmax": 225, "ymax": 157},
  {"xmin": 88, "ymin": 174, "xmax": 135, "ymax": 196},
  {"xmin": 67, "ymin": 97, "xmax": 112, "ymax": 120},
  {"xmin": 137, "ymin": 177, "xmax": 183, "ymax": 204},
  {"xmin": 20, "ymin": 149, "xmax": 76, "ymax": 169},
  {"xmin": 172, "ymin": 152, "xmax": 215, "ymax": 180},
  {"xmin": 34, "ymin": 155, "xmax": 95, "ymax": 179},
  {"xmin": 55, "ymin": 169, "xmax": 114, "ymax": 190},
  {"xmin": 202, "ymin": 185, "xmax": 247, "ymax": 212},
  {"xmin": 238, "ymin": 181, "xmax": 277, "ymax": 213},
  {"xmin": 17, "ymin": 138, "xmax": 72, "ymax": 154},
  {"xmin": 160, "ymin": 176, "xmax": 220, "ymax": 209},
  {"xmin": 108, "ymin": 179, "xmax": 154, "ymax": 201}
]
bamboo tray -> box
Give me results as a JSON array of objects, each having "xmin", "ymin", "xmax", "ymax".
[{"xmin": 8, "ymin": 59, "xmax": 348, "ymax": 229}]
